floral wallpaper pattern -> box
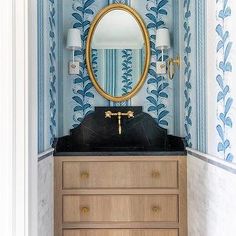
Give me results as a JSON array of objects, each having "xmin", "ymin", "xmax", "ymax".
[
  {"xmin": 61, "ymin": 0, "xmax": 174, "ymax": 130},
  {"xmin": 39, "ymin": 0, "xmax": 197, "ymax": 153},
  {"xmin": 91, "ymin": 49, "xmax": 98, "ymax": 78},
  {"xmin": 71, "ymin": 0, "xmax": 95, "ymax": 128},
  {"xmin": 183, "ymin": 0, "xmax": 193, "ymax": 148},
  {"xmin": 37, "ymin": 0, "xmax": 236, "ymax": 164},
  {"xmin": 121, "ymin": 49, "xmax": 133, "ymax": 95},
  {"xmin": 49, "ymin": 0, "xmax": 57, "ymax": 145},
  {"xmin": 145, "ymin": 0, "xmax": 170, "ymax": 127},
  {"xmin": 38, "ymin": 0, "xmax": 58, "ymax": 152},
  {"xmin": 216, "ymin": 0, "xmax": 234, "ymax": 162},
  {"xmin": 38, "ymin": 0, "xmax": 202, "ymax": 153}
]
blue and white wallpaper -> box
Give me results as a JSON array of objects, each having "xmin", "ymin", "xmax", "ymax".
[
  {"xmin": 38, "ymin": 0, "xmax": 58, "ymax": 153},
  {"xmin": 178, "ymin": 0, "xmax": 236, "ymax": 163},
  {"xmin": 145, "ymin": 0, "xmax": 171, "ymax": 128},
  {"xmin": 92, "ymin": 49, "xmax": 142, "ymax": 97},
  {"xmin": 121, "ymin": 49, "xmax": 134, "ymax": 96},
  {"xmin": 215, "ymin": 0, "xmax": 234, "ymax": 162},
  {"xmin": 37, "ymin": 0, "xmax": 236, "ymax": 163},
  {"xmin": 49, "ymin": 0, "xmax": 57, "ymax": 145},
  {"xmin": 71, "ymin": 0, "xmax": 96, "ymax": 128},
  {"xmin": 61, "ymin": 0, "xmax": 175, "ymax": 134},
  {"xmin": 183, "ymin": 0, "xmax": 193, "ymax": 148}
]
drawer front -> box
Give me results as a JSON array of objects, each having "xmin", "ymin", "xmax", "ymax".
[
  {"xmin": 63, "ymin": 195, "xmax": 178, "ymax": 223},
  {"xmin": 62, "ymin": 161, "xmax": 178, "ymax": 189},
  {"xmin": 63, "ymin": 229, "xmax": 178, "ymax": 236}
]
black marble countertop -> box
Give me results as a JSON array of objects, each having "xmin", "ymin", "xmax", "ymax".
[
  {"xmin": 54, "ymin": 151, "xmax": 187, "ymax": 156},
  {"xmin": 53, "ymin": 107, "xmax": 187, "ymax": 157}
]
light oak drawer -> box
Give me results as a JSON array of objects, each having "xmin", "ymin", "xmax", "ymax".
[
  {"xmin": 63, "ymin": 229, "xmax": 178, "ymax": 236},
  {"xmin": 63, "ymin": 195, "xmax": 178, "ymax": 223},
  {"xmin": 62, "ymin": 161, "xmax": 178, "ymax": 189}
]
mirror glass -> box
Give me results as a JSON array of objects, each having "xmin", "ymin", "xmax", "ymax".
[{"xmin": 90, "ymin": 9, "xmax": 146, "ymax": 97}]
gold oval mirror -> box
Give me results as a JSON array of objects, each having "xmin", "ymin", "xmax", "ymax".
[{"xmin": 86, "ymin": 4, "xmax": 150, "ymax": 102}]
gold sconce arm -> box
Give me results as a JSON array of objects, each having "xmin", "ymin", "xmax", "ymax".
[{"xmin": 168, "ymin": 56, "xmax": 180, "ymax": 80}]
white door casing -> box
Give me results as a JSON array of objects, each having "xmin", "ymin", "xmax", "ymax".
[{"xmin": 0, "ymin": 0, "xmax": 38, "ymax": 235}]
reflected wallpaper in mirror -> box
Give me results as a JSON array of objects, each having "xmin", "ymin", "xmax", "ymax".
[
  {"xmin": 90, "ymin": 9, "xmax": 146, "ymax": 97},
  {"xmin": 91, "ymin": 48, "xmax": 145, "ymax": 96}
]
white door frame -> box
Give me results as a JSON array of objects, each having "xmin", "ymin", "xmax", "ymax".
[{"xmin": 0, "ymin": 0, "xmax": 38, "ymax": 235}]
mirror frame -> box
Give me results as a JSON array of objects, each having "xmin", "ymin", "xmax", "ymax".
[{"xmin": 86, "ymin": 4, "xmax": 150, "ymax": 102}]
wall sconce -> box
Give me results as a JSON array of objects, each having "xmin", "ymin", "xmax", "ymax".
[
  {"xmin": 156, "ymin": 28, "xmax": 170, "ymax": 75},
  {"xmin": 66, "ymin": 28, "xmax": 82, "ymax": 75},
  {"xmin": 155, "ymin": 28, "xmax": 180, "ymax": 79}
]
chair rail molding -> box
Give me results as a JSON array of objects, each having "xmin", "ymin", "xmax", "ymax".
[
  {"xmin": 187, "ymin": 148, "xmax": 236, "ymax": 174},
  {"xmin": 38, "ymin": 148, "xmax": 54, "ymax": 162}
]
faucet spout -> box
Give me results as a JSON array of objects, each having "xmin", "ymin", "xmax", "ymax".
[
  {"xmin": 118, "ymin": 112, "xmax": 122, "ymax": 135},
  {"xmin": 105, "ymin": 110, "xmax": 134, "ymax": 135}
]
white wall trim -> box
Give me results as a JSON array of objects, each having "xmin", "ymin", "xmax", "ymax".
[
  {"xmin": 13, "ymin": 0, "xmax": 29, "ymax": 234},
  {"xmin": 38, "ymin": 148, "xmax": 54, "ymax": 162},
  {"xmin": 187, "ymin": 148, "xmax": 236, "ymax": 174},
  {"xmin": 0, "ymin": 1, "xmax": 14, "ymax": 235}
]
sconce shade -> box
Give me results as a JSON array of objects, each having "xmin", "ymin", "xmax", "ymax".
[
  {"xmin": 66, "ymin": 28, "xmax": 82, "ymax": 50},
  {"xmin": 155, "ymin": 28, "xmax": 170, "ymax": 50}
]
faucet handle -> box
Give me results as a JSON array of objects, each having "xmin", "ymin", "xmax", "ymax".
[
  {"xmin": 127, "ymin": 111, "xmax": 134, "ymax": 118},
  {"xmin": 105, "ymin": 111, "xmax": 112, "ymax": 118}
]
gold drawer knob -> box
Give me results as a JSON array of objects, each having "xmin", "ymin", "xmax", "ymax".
[
  {"xmin": 81, "ymin": 207, "xmax": 90, "ymax": 214},
  {"xmin": 152, "ymin": 170, "xmax": 160, "ymax": 178},
  {"xmin": 80, "ymin": 171, "xmax": 89, "ymax": 179},
  {"xmin": 152, "ymin": 206, "xmax": 161, "ymax": 213}
]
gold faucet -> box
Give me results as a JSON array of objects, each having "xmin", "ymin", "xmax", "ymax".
[{"xmin": 105, "ymin": 111, "xmax": 134, "ymax": 135}]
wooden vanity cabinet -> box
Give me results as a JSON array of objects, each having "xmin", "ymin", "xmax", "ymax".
[{"xmin": 54, "ymin": 156, "xmax": 187, "ymax": 236}]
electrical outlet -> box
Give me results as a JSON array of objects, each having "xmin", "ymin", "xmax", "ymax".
[
  {"xmin": 156, "ymin": 61, "xmax": 167, "ymax": 74},
  {"xmin": 68, "ymin": 61, "xmax": 80, "ymax": 75}
]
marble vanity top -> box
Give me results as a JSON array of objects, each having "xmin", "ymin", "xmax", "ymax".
[
  {"xmin": 54, "ymin": 150, "xmax": 186, "ymax": 156},
  {"xmin": 53, "ymin": 107, "xmax": 186, "ymax": 156}
]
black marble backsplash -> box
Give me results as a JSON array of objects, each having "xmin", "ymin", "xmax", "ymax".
[{"xmin": 54, "ymin": 106, "xmax": 186, "ymax": 155}]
